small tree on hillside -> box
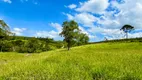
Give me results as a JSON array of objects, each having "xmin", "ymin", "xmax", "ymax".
[
  {"xmin": 60, "ymin": 20, "xmax": 79, "ymax": 50},
  {"xmin": 120, "ymin": 24, "xmax": 134, "ymax": 39}
]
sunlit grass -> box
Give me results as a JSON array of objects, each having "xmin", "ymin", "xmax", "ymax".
[{"xmin": 0, "ymin": 42, "xmax": 142, "ymax": 80}]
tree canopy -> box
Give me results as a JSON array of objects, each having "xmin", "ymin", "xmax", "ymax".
[
  {"xmin": 60, "ymin": 20, "xmax": 89, "ymax": 50},
  {"xmin": 75, "ymin": 31, "xmax": 89, "ymax": 46},
  {"xmin": 0, "ymin": 20, "xmax": 11, "ymax": 39},
  {"xmin": 120, "ymin": 24, "xmax": 134, "ymax": 39}
]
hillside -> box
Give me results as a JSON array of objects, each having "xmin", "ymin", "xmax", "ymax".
[
  {"xmin": 90, "ymin": 37, "xmax": 142, "ymax": 44},
  {"xmin": 0, "ymin": 42, "xmax": 142, "ymax": 80}
]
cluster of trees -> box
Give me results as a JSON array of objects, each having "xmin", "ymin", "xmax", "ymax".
[
  {"xmin": 0, "ymin": 37, "xmax": 65, "ymax": 53},
  {"xmin": 0, "ymin": 20, "xmax": 65, "ymax": 53},
  {"xmin": 0, "ymin": 20, "xmax": 89, "ymax": 52}
]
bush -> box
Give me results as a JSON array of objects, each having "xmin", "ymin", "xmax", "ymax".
[{"xmin": 0, "ymin": 40, "xmax": 13, "ymax": 52}]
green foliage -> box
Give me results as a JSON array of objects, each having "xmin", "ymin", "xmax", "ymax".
[
  {"xmin": 0, "ymin": 37, "xmax": 64, "ymax": 53},
  {"xmin": 60, "ymin": 20, "xmax": 89, "ymax": 50},
  {"xmin": 25, "ymin": 38, "xmax": 42, "ymax": 53},
  {"xmin": 0, "ymin": 40, "xmax": 12, "ymax": 52},
  {"xmin": 0, "ymin": 20, "xmax": 12, "ymax": 39},
  {"xmin": 0, "ymin": 20, "xmax": 89, "ymax": 53},
  {"xmin": 0, "ymin": 42, "xmax": 142, "ymax": 79},
  {"xmin": 60, "ymin": 20, "xmax": 79, "ymax": 50},
  {"xmin": 75, "ymin": 32, "xmax": 89, "ymax": 46}
]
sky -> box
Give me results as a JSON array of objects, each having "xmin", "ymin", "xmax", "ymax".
[{"xmin": 0, "ymin": 0, "xmax": 142, "ymax": 42}]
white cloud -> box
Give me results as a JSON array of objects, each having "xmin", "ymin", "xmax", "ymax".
[
  {"xmin": 129, "ymin": 32, "xmax": 142, "ymax": 38},
  {"xmin": 35, "ymin": 30, "xmax": 63, "ymax": 40},
  {"xmin": 3, "ymin": 0, "xmax": 12, "ymax": 4},
  {"xmin": 79, "ymin": 26, "xmax": 98, "ymax": 42},
  {"xmin": 50, "ymin": 23, "xmax": 62, "ymax": 32},
  {"xmin": 36, "ymin": 30, "xmax": 59, "ymax": 38},
  {"xmin": 79, "ymin": 26, "xmax": 88, "ymax": 35},
  {"xmin": 35, "ymin": 23, "xmax": 62, "ymax": 40},
  {"xmin": 113, "ymin": 1, "xmax": 142, "ymax": 29},
  {"xmin": 88, "ymin": 27, "xmax": 105, "ymax": 34},
  {"xmin": 65, "ymin": 0, "xmax": 142, "ymax": 41},
  {"xmin": 102, "ymin": 29, "xmax": 124, "ymax": 40},
  {"xmin": 12, "ymin": 28, "xmax": 27, "ymax": 35},
  {"xmin": 65, "ymin": 13, "xmax": 74, "ymax": 20},
  {"xmin": 66, "ymin": 13, "xmax": 97, "ymax": 27},
  {"xmin": 76, "ymin": 0, "xmax": 109, "ymax": 14},
  {"xmin": 89, "ymin": 0, "xmax": 142, "ymax": 30},
  {"xmin": 90, "ymin": 28, "xmax": 142, "ymax": 40},
  {"xmin": 97, "ymin": 0, "xmax": 142, "ymax": 30},
  {"xmin": 68, "ymin": 4, "xmax": 77, "ymax": 9}
]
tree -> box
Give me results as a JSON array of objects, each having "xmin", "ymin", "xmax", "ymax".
[
  {"xmin": 60, "ymin": 20, "xmax": 79, "ymax": 50},
  {"xmin": 120, "ymin": 24, "xmax": 134, "ymax": 39},
  {"xmin": 75, "ymin": 32, "xmax": 89, "ymax": 46},
  {"xmin": 0, "ymin": 20, "xmax": 11, "ymax": 52},
  {"xmin": 0, "ymin": 20, "xmax": 11, "ymax": 39}
]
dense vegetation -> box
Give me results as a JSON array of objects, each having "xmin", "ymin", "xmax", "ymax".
[
  {"xmin": 0, "ymin": 42, "xmax": 142, "ymax": 79},
  {"xmin": 0, "ymin": 20, "xmax": 89, "ymax": 53},
  {"xmin": 0, "ymin": 36, "xmax": 65, "ymax": 53}
]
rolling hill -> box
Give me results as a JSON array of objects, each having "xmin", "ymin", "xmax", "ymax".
[{"xmin": 0, "ymin": 42, "xmax": 142, "ymax": 80}]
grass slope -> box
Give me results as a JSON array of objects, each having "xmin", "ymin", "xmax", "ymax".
[{"xmin": 0, "ymin": 42, "xmax": 142, "ymax": 80}]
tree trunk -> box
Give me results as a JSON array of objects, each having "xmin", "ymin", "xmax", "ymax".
[
  {"xmin": 0, "ymin": 45, "xmax": 3, "ymax": 52},
  {"xmin": 0, "ymin": 48, "xmax": 2, "ymax": 52},
  {"xmin": 67, "ymin": 43, "xmax": 70, "ymax": 51},
  {"xmin": 67, "ymin": 46, "xmax": 70, "ymax": 51},
  {"xmin": 0, "ymin": 41, "xmax": 3, "ymax": 52}
]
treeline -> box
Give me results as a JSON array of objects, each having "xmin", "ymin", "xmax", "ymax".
[
  {"xmin": 0, "ymin": 20, "xmax": 89, "ymax": 53},
  {"xmin": 0, "ymin": 35, "xmax": 89, "ymax": 53},
  {"xmin": 0, "ymin": 19, "xmax": 66, "ymax": 53},
  {"xmin": 0, "ymin": 36, "xmax": 66, "ymax": 53},
  {"xmin": 89, "ymin": 37, "xmax": 142, "ymax": 44}
]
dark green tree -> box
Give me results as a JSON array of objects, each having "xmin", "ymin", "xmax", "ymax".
[
  {"xmin": 120, "ymin": 24, "xmax": 134, "ymax": 39},
  {"xmin": 0, "ymin": 20, "xmax": 11, "ymax": 39},
  {"xmin": 25, "ymin": 38, "xmax": 42, "ymax": 53},
  {"xmin": 60, "ymin": 20, "xmax": 79, "ymax": 50},
  {"xmin": 0, "ymin": 20, "xmax": 12, "ymax": 52},
  {"xmin": 75, "ymin": 32, "xmax": 89, "ymax": 46}
]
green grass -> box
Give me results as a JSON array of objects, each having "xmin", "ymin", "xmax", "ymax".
[{"xmin": 0, "ymin": 42, "xmax": 142, "ymax": 80}]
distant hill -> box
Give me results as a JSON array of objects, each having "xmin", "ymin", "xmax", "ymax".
[{"xmin": 90, "ymin": 37, "xmax": 142, "ymax": 44}]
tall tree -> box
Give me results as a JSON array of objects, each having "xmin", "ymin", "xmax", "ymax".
[
  {"xmin": 0, "ymin": 20, "xmax": 12, "ymax": 52},
  {"xmin": 0, "ymin": 20, "xmax": 11, "ymax": 39},
  {"xmin": 120, "ymin": 24, "xmax": 134, "ymax": 39},
  {"xmin": 60, "ymin": 20, "xmax": 79, "ymax": 50}
]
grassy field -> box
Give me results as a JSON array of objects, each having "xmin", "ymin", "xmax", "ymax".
[{"xmin": 0, "ymin": 42, "xmax": 142, "ymax": 80}]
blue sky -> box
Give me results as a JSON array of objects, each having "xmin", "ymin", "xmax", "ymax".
[{"xmin": 1, "ymin": 0, "xmax": 142, "ymax": 42}]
